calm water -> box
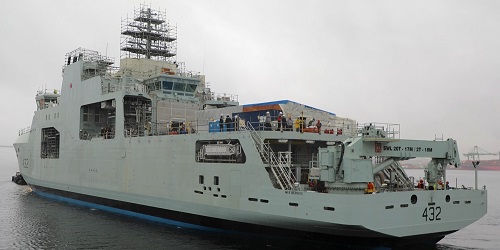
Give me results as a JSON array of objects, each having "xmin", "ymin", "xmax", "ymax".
[{"xmin": 1, "ymin": 146, "xmax": 498, "ymax": 249}]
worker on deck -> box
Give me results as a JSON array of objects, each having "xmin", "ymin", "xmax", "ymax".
[
  {"xmin": 366, "ymin": 182, "xmax": 375, "ymax": 194},
  {"xmin": 287, "ymin": 114, "xmax": 293, "ymax": 131},
  {"xmin": 308, "ymin": 118, "xmax": 315, "ymax": 127},
  {"xmin": 180, "ymin": 123, "xmax": 187, "ymax": 134},
  {"xmin": 265, "ymin": 111, "xmax": 271, "ymax": 131},
  {"xmin": 435, "ymin": 180, "xmax": 444, "ymax": 190},
  {"xmin": 300, "ymin": 116, "xmax": 305, "ymax": 133},
  {"xmin": 316, "ymin": 120, "xmax": 322, "ymax": 134},
  {"xmin": 277, "ymin": 112, "xmax": 283, "ymax": 132},
  {"xmin": 219, "ymin": 114, "xmax": 224, "ymax": 132},
  {"xmin": 294, "ymin": 117, "xmax": 300, "ymax": 132},
  {"xmin": 225, "ymin": 114, "xmax": 233, "ymax": 131},
  {"xmin": 417, "ymin": 179, "xmax": 424, "ymax": 189}
]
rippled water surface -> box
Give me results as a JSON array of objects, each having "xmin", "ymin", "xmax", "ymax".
[{"xmin": 1, "ymin": 147, "xmax": 498, "ymax": 249}]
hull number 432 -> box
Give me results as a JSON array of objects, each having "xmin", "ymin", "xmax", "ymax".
[{"xmin": 422, "ymin": 206, "xmax": 441, "ymax": 221}]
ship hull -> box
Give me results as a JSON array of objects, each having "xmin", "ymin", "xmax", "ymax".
[
  {"xmin": 28, "ymin": 183, "xmax": 452, "ymax": 248},
  {"xmin": 15, "ymin": 128, "xmax": 487, "ymax": 249}
]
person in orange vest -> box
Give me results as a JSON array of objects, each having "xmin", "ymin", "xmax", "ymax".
[
  {"xmin": 366, "ymin": 182, "xmax": 375, "ymax": 194},
  {"xmin": 316, "ymin": 120, "xmax": 322, "ymax": 134},
  {"xmin": 417, "ymin": 179, "xmax": 424, "ymax": 189},
  {"xmin": 277, "ymin": 112, "xmax": 283, "ymax": 132}
]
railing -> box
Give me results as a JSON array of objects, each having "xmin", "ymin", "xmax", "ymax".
[
  {"xmin": 116, "ymin": 117, "xmax": 356, "ymax": 138},
  {"xmin": 240, "ymin": 121, "xmax": 298, "ymax": 190},
  {"xmin": 358, "ymin": 122, "xmax": 400, "ymax": 139},
  {"xmin": 202, "ymin": 92, "xmax": 239, "ymax": 103},
  {"xmin": 244, "ymin": 115, "xmax": 356, "ymax": 137},
  {"xmin": 102, "ymin": 82, "xmax": 148, "ymax": 94},
  {"xmin": 19, "ymin": 126, "xmax": 31, "ymax": 136}
]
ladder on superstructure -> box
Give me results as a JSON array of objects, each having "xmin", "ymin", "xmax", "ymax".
[{"xmin": 240, "ymin": 122, "xmax": 298, "ymax": 191}]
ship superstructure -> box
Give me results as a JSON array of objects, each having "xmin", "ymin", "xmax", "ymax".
[{"xmin": 13, "ymin": 5, "xmax": 487, "ymax": 248}]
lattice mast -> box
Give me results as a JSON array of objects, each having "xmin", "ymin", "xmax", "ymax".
[{"xmin": 121, "ymin": 4, "xmax": 177, "ymax": 62}]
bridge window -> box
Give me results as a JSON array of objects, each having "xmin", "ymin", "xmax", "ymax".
[
  {"xmin": 162, "ymin": 81, "xmax": 173, "ymax": 90},
  {"xmin": 173, "ymin": 82, "xmax": 186, "ymax": 92},
  {"xmin": 185, "ymin": 83, "xmax": 197, "ymax": 93}
]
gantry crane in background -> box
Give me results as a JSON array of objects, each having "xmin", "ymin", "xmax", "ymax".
[{"xmin": 463, "ymin": 146, "xmax": 499, "ymax": 161}]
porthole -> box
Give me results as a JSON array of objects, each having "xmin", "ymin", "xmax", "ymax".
[
  {"xmin": 411, "ymin": 194, "xmax": 417, "ymax": 204},
  {"xmin": 446, "ymin": 195, "xmax": 450, "ymax": 202}
]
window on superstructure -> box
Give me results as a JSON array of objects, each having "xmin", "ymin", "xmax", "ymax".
[
  {"xmin": 185, "ymin": 83, "xmax": 197, "ymax": 93},
  {"xmin": 94, "ymin": 107, "xmax": 100, "ymax": 123},
  {"xmin": 173, "ymin": 82, "xmax": 186, "ymax": 92},
  {"xmin": 83, "ymin": 106, "xmax": 89, "ymax": 122},
  {"xmin": 162, "ymin": 81, "xmax": 173, "ymax": 90},
  {"xmin": 199, "ymin": 175, "xmax": 204, "ymax": 184}
]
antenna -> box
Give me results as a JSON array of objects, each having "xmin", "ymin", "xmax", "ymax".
[{"xmin": 203, "ymin": 44, "xmax": 206, "ymax": 75}]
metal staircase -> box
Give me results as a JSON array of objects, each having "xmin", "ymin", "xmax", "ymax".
[
  {"xmin": 373, "ymin": 156, "xmax": 413, "ymax": 190},
  {"xmin": 241, "ymin": 121, "xmax": 298, "ymax": 190},
  {"xmin": 383, "ymin": 161, "xmax": 414, "ymax": 190}
]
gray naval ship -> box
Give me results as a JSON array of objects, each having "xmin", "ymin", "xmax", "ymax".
[{"xmin": 14, "ymin": 5, "xmax": 487, "ymax": 248}]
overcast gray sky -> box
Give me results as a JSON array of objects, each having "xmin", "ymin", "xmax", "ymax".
[{"xmin": 1, "ymin": 0, "xmax": 499, "ymax": 158}]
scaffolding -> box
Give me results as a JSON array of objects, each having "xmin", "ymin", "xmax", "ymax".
[
  {"xmin": 62, "ymin": 47, "xmax": 115, "ymax": 80},
  {"xmin": 121, "ymin": 4, "xmax": 177, "ymax": 62}
]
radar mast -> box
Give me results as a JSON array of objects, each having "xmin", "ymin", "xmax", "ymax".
[{"xmin": 120, "ymin": 4, "xmax": 177, "ymax": 62}]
